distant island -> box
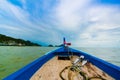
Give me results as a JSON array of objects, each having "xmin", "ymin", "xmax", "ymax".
[{"xmin": 0, "ymin": 34, "xmax": 41, "ymax": 46}]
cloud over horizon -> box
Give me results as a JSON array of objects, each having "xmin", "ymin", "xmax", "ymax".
[{"xmin": 0, "ymin": 0, "xmax": 120, "ymax": 47}]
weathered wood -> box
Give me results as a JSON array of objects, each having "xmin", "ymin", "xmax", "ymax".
[{"xmin": 30, "ymin": 56, "xmax": 114, "ymax": 80}]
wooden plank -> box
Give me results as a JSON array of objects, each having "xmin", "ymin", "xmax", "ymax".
[{"xmin": 30, "ymin": 56, "xmax": 114, "ymax": 80}]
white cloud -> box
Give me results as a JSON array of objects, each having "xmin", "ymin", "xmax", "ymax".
[
  {"xmin": 54, "ymin": 0, "xmax": 92, "ymax": 31},
  {"xmin": 0, "ymin": 0, "xmax": 120, "ymax": 47},
  {"xmin": 0, "ymin": 0, "xmax": 31, "ymax": 25},
  {"xmin": 65, "ymin": 3, "xmax": 120, "ymax": 47}
]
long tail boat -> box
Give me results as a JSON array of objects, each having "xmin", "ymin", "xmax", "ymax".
[{"xmin": 3, "ymin": 38, "xmax": 120, "ymax": 80}]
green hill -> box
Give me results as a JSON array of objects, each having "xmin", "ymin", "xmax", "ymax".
[{"xmin": 0, "ymin": 34, "xmax": 41, "ymax": 46}]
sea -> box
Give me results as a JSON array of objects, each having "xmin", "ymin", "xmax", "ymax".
[{"xmin": 0, "ymin": 46, "xmax": 120, "ymax": 79}]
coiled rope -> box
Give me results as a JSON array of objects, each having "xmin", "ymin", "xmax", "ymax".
[
  {"xmin": 59, "ymin": 66, "xmax": 70, "ymax": 80},
  {"xmin": 59, "ymin": 65, "xmax": 106, "ymax": 80}
]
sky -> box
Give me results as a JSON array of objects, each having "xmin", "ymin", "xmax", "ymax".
[{"xmin": 0, "ymin": 0, "xmax": 120, "ymax": 47}]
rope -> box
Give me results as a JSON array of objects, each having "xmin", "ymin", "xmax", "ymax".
[
  {"xmin": 59, "ymin": 65, "xmax": 106, "ymax": 80},
  {"xmin": 59, "ymin": 66, "xmax": 70, "ymax": 80},
  {"xmin": 67, "ymin": 46, "xmax": 74, "ymax": 63},
  {"xmin": 60, "ymin": 47, "xmax": 106, "ymax": 80},
  {"xmin": 88, "ymin": 77, "xmax": 106, "ymax": 80},
  {"xmin": 79, "ymin": 71, "xmax": 87, "ymax": 80}
]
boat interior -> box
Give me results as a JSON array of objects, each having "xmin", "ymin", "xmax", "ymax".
[{"xmin": 30, "ymin": 54, "xmax": 114, "ymax": 80}]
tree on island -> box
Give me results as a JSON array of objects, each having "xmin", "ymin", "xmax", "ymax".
[
  {"xmin": 48, "ymin": 44, "xmax": 54, "ymax": 47},
  {"xmin": 0, "ymin": 34, "xmax": 41, "ymax": 46}
]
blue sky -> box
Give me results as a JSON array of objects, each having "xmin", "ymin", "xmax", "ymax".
[{"xmin": 0, "ymin": 0, "xmax": 120, "ymax": 47}]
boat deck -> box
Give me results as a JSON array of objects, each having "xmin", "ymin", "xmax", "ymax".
[{"xmin": 30, "ymin": 56, "xmax": 114, "ymax": 80}]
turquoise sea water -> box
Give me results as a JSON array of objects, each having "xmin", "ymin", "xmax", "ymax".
[
  {"xmin": 0, "ymin": 46, "xmax": 120, "ymax": 79},
  {"xmin": 0, "ymin": 46, "xmax": 56, "ymax": 80},
  {"xmin": 75, "ymin": 47, "xmax": 120, "ymax": 66}
]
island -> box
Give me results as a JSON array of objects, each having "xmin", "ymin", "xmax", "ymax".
[{"xmin": 0, "ymin": 34, "xmax": 41, "ymax": 46}]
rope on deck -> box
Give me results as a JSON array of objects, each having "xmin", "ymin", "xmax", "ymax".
[
  {"xmin": 59, "ymin": 64, "xmax": 106, "ymax": 80},
  {"xmin": 59, "ymin": 66, "xmax": 70, "ymax": 80}
]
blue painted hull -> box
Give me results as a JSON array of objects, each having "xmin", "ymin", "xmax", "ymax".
[{"xmin": 3, "ymin": 47, "xmax": 120, "ymax": 80}]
